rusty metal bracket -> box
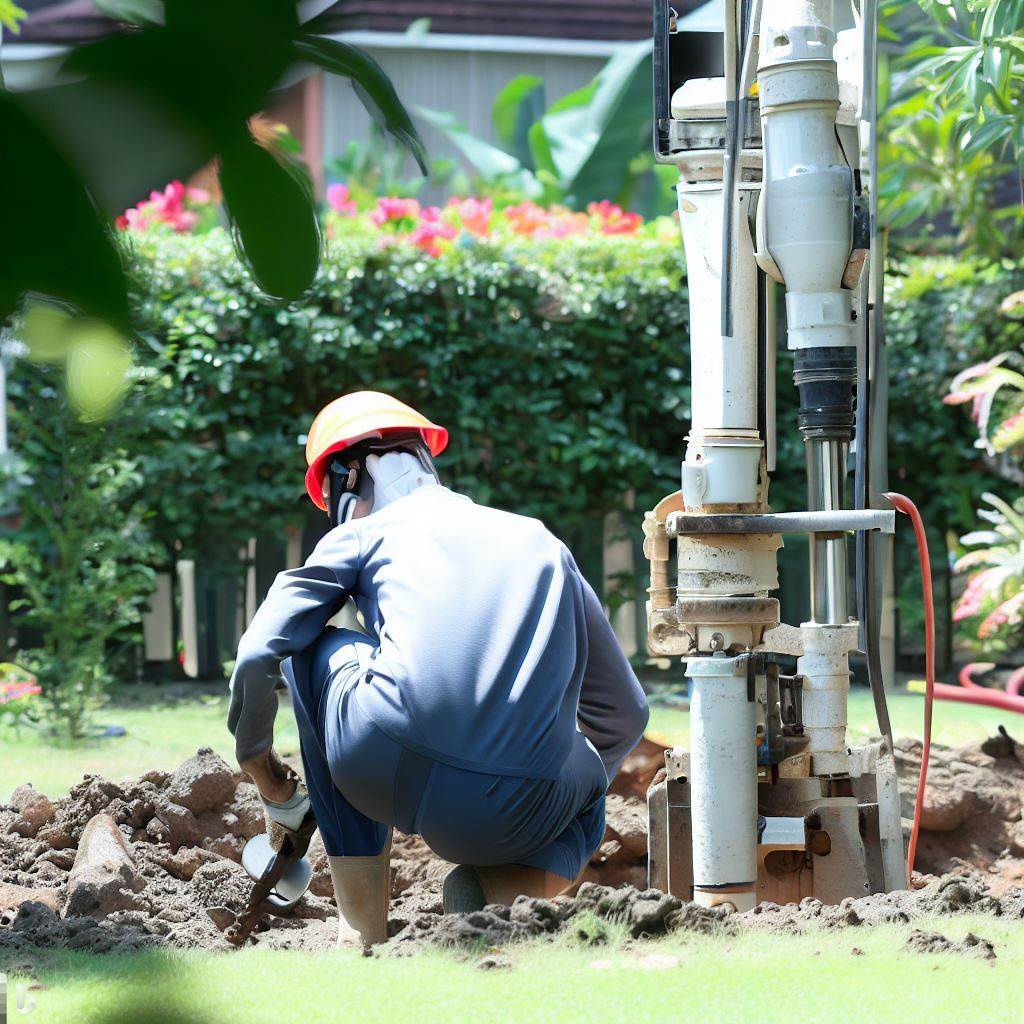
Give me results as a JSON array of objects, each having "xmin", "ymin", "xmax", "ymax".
[{"xmin": 667, "ymin": 508, "xmax": 895, "ymax": 537}]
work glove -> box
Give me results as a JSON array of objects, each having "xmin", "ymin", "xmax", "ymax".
[{"xmin": 261, "ymin": 778, "xmax": 312, "ymax": 835}]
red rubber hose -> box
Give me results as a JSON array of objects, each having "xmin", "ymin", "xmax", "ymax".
[
  {"xmin": 1008, "ymin": 666, "xmax": 1024, "ymax": 697},
  {"xmin": 884, "ymin": 492, "xmax": 933, "ymax": 882},
  {"xmin": 930, "ymin": 681, "xmax": 1024, "ymax": 712},
  {"xmin": 957, "ymin": 662, "xmax": 994, "ymax": 689}
]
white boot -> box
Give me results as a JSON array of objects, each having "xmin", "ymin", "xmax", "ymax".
[{"xmin": 327, "ymin": 831, "xmax": 392, "ymax": 950}]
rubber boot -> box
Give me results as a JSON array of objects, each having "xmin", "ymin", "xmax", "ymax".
[
  {"xmin": 442, "ymin": 864, "xmax": 574, "ymax": 913},
  {"xmin": 327, "ymin": 831, "xmax": 392, "ymax": 949}
]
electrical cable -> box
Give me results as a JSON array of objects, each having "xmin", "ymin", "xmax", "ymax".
[{"xmin": 883, "ymin": 492, "xmax": 933, "ymax": 882}]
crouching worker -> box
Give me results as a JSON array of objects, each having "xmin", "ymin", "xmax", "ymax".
[{"xmin": 228, "ymin": 391, "xmax": 649, "ymax": 949}]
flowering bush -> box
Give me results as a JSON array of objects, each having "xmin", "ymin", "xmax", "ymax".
[
  {"xmin": 116, "ymin": 181, "xmax": 219, "ymax": 235},
  {"xmin": 118, "ymin": 179, "xmax": 655, "ymax": 258},
  {"xmin": 323, "ymin": 189, "xmax": 650, "ymax": 255},
  {"xmin": 953, "ymin": 493, "xmax": 1024, "ymax": 651},
  {"xmin": 0, "ymin": 664, "xmax": 42, "ymax": 734}
]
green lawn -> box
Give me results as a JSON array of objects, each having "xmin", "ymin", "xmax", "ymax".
[
  {"xmin": 3, "ymin": 682, "xmax": 1022, "ymax": 1023},
  {"xmin": 10, "ymin": 913, "xmax": 1024, "ymax": 1024},
  {"xmin": 2, "ymin": 682, "xmax": 1016, "ymax": 801},
  {"xmin": 0, "ymin": 684, "xmax": 299, "ymax": 800},
  {"xmin": 648, "ymin": 686, "xmax": 1015, "ymax": 750}
]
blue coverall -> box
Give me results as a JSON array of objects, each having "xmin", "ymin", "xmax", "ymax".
[{"xmin": 228, "ymin": 485, "xmax": 649, "ymax": 881}]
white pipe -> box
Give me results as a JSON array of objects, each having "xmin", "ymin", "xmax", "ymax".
[
  {"xmin": 797, "ymin": 622, "xmax": 858, "ymax": 774},
  {"xmin": 758, "ymin": 0, "xmax": 855, "ymax": 350},
  {"xmin": 680, "ymin": 186, "xmax": 759, "ymax": 435},
  {"xmin": 678, "ymin": 184, "xmax": 762, "ymax": 509},
  {"xmin": 688, "ymin": 653, "xmax": 758, "ymax": 911}
]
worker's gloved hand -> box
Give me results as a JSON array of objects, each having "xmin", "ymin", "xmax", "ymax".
[{"xmin": 261, "ymin": 779, "xmax": 311, "ymax": 834}]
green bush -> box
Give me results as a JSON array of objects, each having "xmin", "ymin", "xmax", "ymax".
[
  {"xmin": 5, "ymin": 227, "xmax": 1018, "ymax": 697},
  {"xmin": 1, "ymin": 359, "xmax": 158, "ymax": 737},
  {"xmin": 125, "ymin": 225, "xmax": 693, "ymax": 566}
]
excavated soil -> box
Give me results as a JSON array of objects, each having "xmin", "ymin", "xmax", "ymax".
[{"xmin": 1, "ymin": 732, "xmax": 1023, "ymax": 966}]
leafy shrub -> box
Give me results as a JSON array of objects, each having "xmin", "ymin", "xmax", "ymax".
[
  {"xmin": 122, "ymin": 210, "xmax": 690, "ymax": 569},
  {"xmin": 1, "ymin": 359, "xmax": 159, "ymax": 737}
]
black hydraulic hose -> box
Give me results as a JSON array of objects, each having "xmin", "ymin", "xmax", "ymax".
[
  {"xmin": 720, "ymin": 0, "xmax": 757, "ymax": 338},
  {"xmin": 856, "ymin": 284, "xmax": 893, "ymax": 751},
  {"xmin": 864, "ymin": 530, "xmax": 893, "ymax": 751}
]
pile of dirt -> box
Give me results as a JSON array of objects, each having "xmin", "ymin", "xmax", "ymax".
[
  {"xmin": 0, "ymin": 749, "xmax": 340, "ymax": 964},
  {"xmin": 1, "ymin": 733, "xmax": 1023, "ymax": 964},
  {"xmin": 894, "ymin": 733, "xmax": 1024, "ymax": 893}
]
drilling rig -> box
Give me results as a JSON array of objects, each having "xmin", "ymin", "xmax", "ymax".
[{"xmin": 646, "ymin": 0, "xmax": 907, "ymax": 909}]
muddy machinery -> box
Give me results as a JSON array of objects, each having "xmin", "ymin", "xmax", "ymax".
[{"xmin": 645, "ymin": 0, "xmax": 907, "ymax": 908}]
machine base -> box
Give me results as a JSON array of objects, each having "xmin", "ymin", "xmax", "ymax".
[{"xmin": 647, "ymin": 743, "xmax": 906, "ymax": 906}]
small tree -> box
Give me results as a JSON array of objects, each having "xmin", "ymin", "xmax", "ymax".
[{"xmin": 1, "ymin": 354, "xmax": 157, "ymax": 738}]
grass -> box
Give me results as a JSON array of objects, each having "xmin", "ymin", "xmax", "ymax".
[
  {"xmin": 10, "ymin": 913, "xmax": 1024, "ymax": 1024},
  {"xmin": 2, "ymin": 681, "xmax": 1021, "ymax": 1022},
  {"xmin": 0, "ymin": 683, "xmax": 300, "ymax": 800},
  {"xmin": 647, "ymin": 685, "xmax": 1015, "ymax": 750},
  {"xmin": 1, "ymin": 680, "xmax": 1015, "ymax": 801}
]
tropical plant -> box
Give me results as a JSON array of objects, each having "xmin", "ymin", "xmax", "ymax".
[
  {"xmin": 0, "ymin": 1, "xmax": 25, "ymax": 33},
  {"xmin": 945, "ymin": 350, "xmax": 1024, "ymax": 456},
  {"xmin": 417, "ymin": 42, "xmax": 675, "ymax": 217},
  {"xmin": 953, "ymin": 493, "xmax": 1024, "ymax": 651},
  {"xmin": 1, "ymin": 0, "xmax": 426, "ymax": 372},
  {"xmin": 326, "ymin": 126, "xmax": 457, "ymax": 206},
  {"xmin": 880, "ymin": 0, "xmax": 1024, "ymax": 257}
]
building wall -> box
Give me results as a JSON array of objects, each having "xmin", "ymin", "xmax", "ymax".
[{"xmin": 321, "ymin": 38, "xmax": 615, "ymax": 194}]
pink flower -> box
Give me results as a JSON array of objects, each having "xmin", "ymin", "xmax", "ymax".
[
  {"xmin": 504, "ymin": 201, "xmax": 549, "ymax": 237},
  {"xmin": 446, "ymin": 196, "xmax": 493, "ymax": 236},
  {"xmin": 0, "ymin": 677, "xmax": 41, "ymax": 704},
  {"xmin": 408, "ymin": 219, "xmax": 457, "ymax": 257},
  {"xmin": 327, "ymin": 182, "xmax": 357, "ymax": 216},
  {"xmin": 371, "ymin": 196, "xmax": 421, "ymax": 226},
  {"xmin": 588, "ymin": 200, "xmax": 642, "ymax": 235},
  {"xmin": 115, "ymin": 179, "xmax": 208, "ymax": 235},
  {"xmin": 953, "ymin": 567, "xmax": 1004, "ymax": 621}
]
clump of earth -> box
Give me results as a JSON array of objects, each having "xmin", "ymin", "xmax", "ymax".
[{"xmin": 2, "ymin": 732, "xmax": 1023, "ymax": 968}]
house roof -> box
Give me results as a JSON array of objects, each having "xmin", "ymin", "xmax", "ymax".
[
  {"xmin": 317, "ymin": 1, "xmax": 658, "ymax": 42},
  {"xmin": 15, "ymin": 0, "xmax": 116, "ymax": 43},
  {"xmin": 12, "ymin": 0, "xmax": 682, "ymax": 46}
]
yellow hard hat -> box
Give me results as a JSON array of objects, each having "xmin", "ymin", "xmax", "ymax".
[{"xmin": 304, "ymin": 391, "xmax": 448, "ymax": 510}]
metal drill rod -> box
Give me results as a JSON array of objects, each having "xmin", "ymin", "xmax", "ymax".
[{"xmin": 807, "ymin": 439, "xmax": 850, "ymax": 624}]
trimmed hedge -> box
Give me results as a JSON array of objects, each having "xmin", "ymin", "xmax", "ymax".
[{"xmin": 125, "ymin": 224, "xmax": 694, "ymax": 566}]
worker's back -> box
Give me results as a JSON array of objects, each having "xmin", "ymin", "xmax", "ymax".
[{"xmin": 336, "ymin": 485, "xmax": 587, "ymax": 780}]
